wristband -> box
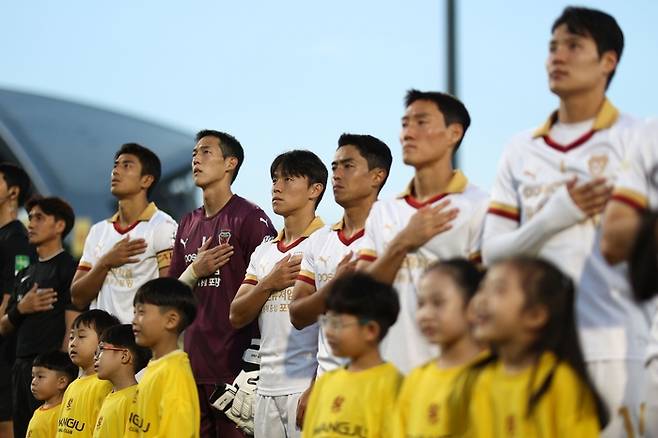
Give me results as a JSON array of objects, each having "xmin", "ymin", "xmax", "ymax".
[
  {"xmin": 179, "ymin": 263, "xmax": 199, "ymax": 288},
  {"xmin": 7, "ymin": 306, "xmax": 25, "ymax": 326}
]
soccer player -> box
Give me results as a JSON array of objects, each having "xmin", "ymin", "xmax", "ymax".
[
  {"xmin": 290, "ymin": 134, "xmax": 392, "ymax": 374},
  {"xmin": 26, "ymin": 351, "xmax": 77, "ymax": 438},
  {"xmin": 71, "ymin": 143, "xmax": 177, "ymax": 323},
  {"xmin": 481, "ymin": 7, "xmax": 645, "ymax": 436},
  {"xmin": 357, "ymin": 90, "xmax": 488, "ymax": 373},
  {"xmin": 93, "ymin": 324, "xmax": 150, "ymax": 438},
  {"xmin": 126, "ymin": 278, "xmax": 200, "ymax": 437},
  {"xmin": 301, "ymin": 272, "xmax": 402, "ymax": 438},
  {"xmin": 169, "ymin": 130, "xmax": 276, "ymax": 438},
  {"xmin": 57, "ymin": 310, "xmax": 119, "ymax": 437},
  {"xmin": 0, "ymin": 162, "xmax": 33, "ymax": 438},
  {"xmin": 0, "ymin": 196, "xmax": 78, "ymax": 438},
  {"xmin": 229, "ymin": 150, "xmax": 327, "ymax": 438}
]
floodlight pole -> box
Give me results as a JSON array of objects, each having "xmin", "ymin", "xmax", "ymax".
[{"xmin": 446, "ymin": 0, "xmax": 459, "ymax": 167}]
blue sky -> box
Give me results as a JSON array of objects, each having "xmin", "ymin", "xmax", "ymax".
[{"xmin": 1, "ymin": 1, "xmax": 657, "ymax": 226}]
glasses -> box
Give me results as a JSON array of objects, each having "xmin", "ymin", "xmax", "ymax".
[
  {"xmin": 95, "ymin": 342, "xmax": 127, "ymax": 357},
  {"xmin": 318, "ymin": 315, "xmax": 369, "ymax": 331}
]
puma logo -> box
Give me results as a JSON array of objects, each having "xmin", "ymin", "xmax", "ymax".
[
  {"xmin": 259, "ymin": 218, "xmax": 269, "ymax": 226},
  {"xmin": 318, "ymin": 256, "xmax": 329, "ymax": 267},
  {"xmin": 20, "ymin": 275, "xmax": 30, "ymax": 283}
]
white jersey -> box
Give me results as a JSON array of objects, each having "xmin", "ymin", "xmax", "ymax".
[
  {"xmin": 483, "ymin": 100, "xmax": 651, "ymax": 362},
  {"xmin": 358, "ymin": 171, "xmax": 488, "ymax": 373},
  {"xmin": 611, "ymin": 117, "xmax": 658, "ymax": 362},
  {"xmin": 243, "ymin": 217, "xmax": 324, "ymax": 396},
  {"xmin": 78, "ymin": 203, "xmax": 177, "ymax": 323},
  {"xmin": 297, "ymin": 220, "xmax": 366, "ymax": 376}
]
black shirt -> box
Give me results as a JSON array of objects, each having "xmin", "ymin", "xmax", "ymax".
[{"xmin": 8, "ymin": 250, "xmax": 76, "ymax": 358}]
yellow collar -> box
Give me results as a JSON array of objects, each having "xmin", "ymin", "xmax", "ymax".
[
  {"xmin": 397, "ymin": 170, "xmax": 468, "ymax": 199},
  {"xmin": 108, "ymin": 202, "xmax": 158, "ymax": 223},
  {"xmin": 273, "ymin": 216, "xmax": 325, "ymax": 242},
  {"xmin": 532, "ymin": 98, "xmax": 619, "ymax": 138}
]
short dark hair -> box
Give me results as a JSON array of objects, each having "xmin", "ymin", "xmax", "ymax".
[
  {"xmin": 552, "ymin": 7, "xmax": 624, "ymax": 88},
  {"xmin": 114, "ymin": 143, "xmax": 162, "ymax": 198},
  {"xmin": 100, "ymin": 324, "xmax": 151, "ymax": 374},
  {"xmin": 196, "ymin": 130, "xmax": 245, "ymax": 183},
  {"xmin": 0, "ymin": 162, "xmax": 31, "ymax": 207},
  {"xmin": 25, "ymin": 196, "xmax": 75, "ymax": 238},
  {"xmin": 423, "ymin": 258, "xmax": 484, "ymax": 303},
  {"xmin": 270, "ymin": 150, "xmax": 328, "ymax": 208},
  {"xmin": 33, "ymin": 350, "xmax": 78, "ymax": 384},
  {"xmin": 405, "ymin": 89, "xmax": 471, "ymax": 151},
  {"xmin": 134, "ymin": 278, "xmax": 197, "ymax": 333},
  {"xmin": 326, "ymin": 272, "xmax": 399, "ymax": 341},
  {"xmin": 337, "ymin": 134, "xmax": 393, "ymax": 192},
  {"xmin": 72, "ymin": 309, "xmax": 120, "ymax": 337}
]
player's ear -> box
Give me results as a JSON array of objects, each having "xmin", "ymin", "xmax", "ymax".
[
  {"xmin": 363, "ymin": 320, "xmax": 381, "ymax": 343},
  {"xmin": 600, "ymin": 50, "xmax": 618, "ymax": 77},
  {"xmin": 57, "ymin": 376, "xmax": 69, "ymax": 391},
  {"xmin": 140, "ymin": 174, "xmax": 155, "ymax": 192},
  {"xmin": 369, "ymin": 168, "xmax": 387, "ymax": 191},
  {"xmin": 447, "ymin": 123, "xmax": 464, "ymax": 149},
  {"xmin": 308, "ymin": 182, "xmax": 324, "ymax": 202},
  {"xmin": 164, "ymin": 309, "xmax": 181, "ymax": 332}
]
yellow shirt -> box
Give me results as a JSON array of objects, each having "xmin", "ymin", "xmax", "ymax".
[
  {"xmin": 302, "ymin": 362, "xmax": 402, "ymax": 438},
  {"xmin": 92, "ymin": 385, "xmax": 137, "ymax": 438},
  {"xmin": 125, "ymin": 350, "xmax": 200, "ymax": 437},
  {"xmin": 395, "ymin": 360, "xmax": 467, "ymax": 437},
  {"xmin": 470, "ymin": 352, "xmax": 600, "ymax": 438},
  {"xmin": 27, "ymin": 403, "xmax": 61, "ymax": 438},
  {"xmin": 56, "ymin": 374, "xmax": 113, "ymax": 438}
]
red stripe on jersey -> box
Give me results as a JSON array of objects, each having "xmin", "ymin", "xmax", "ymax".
[
  {"xmin": 297, "ymin": 275, "xmax": 315, "ymax": 288},
  {"xmin": 113, "ymin": 221, "xmax": 140, "ymax": 235},
  {"xmin": 76, "ymin": 265, "xmax": 91, "ymax": 272},
  {"xmin": 242, "ymin": 278, "xmax": 258, "ymax": 286},
  {"xmin": 358, "ymin": 253, "xmax": 377, "ymax": 262},
  {"xmin": 610, "ymin": 194, "xmax": 645, "ymax": 212},
  {"xmin": 277, "ymin": 236, "xmax": 308, "ymax": 253},
  {"xmin": 542, "ymin": 130, "xmax": 595, "ymax": 153},
  {"xmin": 337, "ymin": 228, "xmax": 365, "ymax": 246},
  {"xmin": 487, "ymin": 207, "xmax": 520, "ymax": 222},
  {"xmin": 403, "ymin": 193, "xmax": 449, "ymax": 209}
]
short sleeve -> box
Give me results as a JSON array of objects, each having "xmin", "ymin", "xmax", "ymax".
[
  {"xmin": 168, "ymin": 214, "xmax": 189, "ymax": 279},
  {"xmin": 467, "ymin": 194, "xmax": 489, "ymax": 263},
  {"xmin": 487, "ymin": 143, "xmax": 521, "ymax": 222},
  {"xmin": 153, "ymin": 217, "xmax": 178, "ymax": 270},
  {"xmin": 242, "ymin": 244, "xmax": 263, "ymax": 286},
  {"xmin": 611, "ymin": 123, "xmax": 655, "ymax": 210},
  {"xmin": 297, "ymin": 232, "xmax": 319, "ymax": 288},
  {"xmin": 0, "ymin": 231, "xmax": 31, "ymax": 295},
  {"xmin": 358, "ymin": 203, "xmax": 382, "ymax": 262},
  {"xmin": 238, "ymin": 209, "xmax": 277, "ymax": 266},
  {"xmin": 78, "ymin": 224, "xmax": 99, "ymax": 272}
]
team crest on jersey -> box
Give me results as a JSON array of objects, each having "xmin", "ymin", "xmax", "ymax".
[
  {"xmin": 331, "ymin": 396, "xmax": 345, "ymax": 413},
  {"xmin": 262, "ymin": 235, "xmax": 274, "ymax": 243},
  {"xmin": 219, "ymin": 230, "xmax": 231, "ymax": 245},
  {"xmin": 95, "ymin": 416, "xmax": 104, "ymax": 430},
  {"xmin": 66, "ymin": 398, "xmax": 73, "ymax": 410},
  {"xmin": 506, "ymin": 415, "xmax": 516, "ymax": 435},
  {"xmin": 427, "ymin": 403, "xmax": 440, "ymax": 424},
  {"xmin": 588, "ymin": 154, "xmax": 609, "ymax": 176}
]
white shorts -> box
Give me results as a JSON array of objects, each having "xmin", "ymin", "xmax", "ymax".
[
  {"xmin": 588, "ymin": 360, "xmax": 647, "ymax": 437},
  {"xmin": 254, "ymin": 392, "xmax": 302, "ymax": 438}
]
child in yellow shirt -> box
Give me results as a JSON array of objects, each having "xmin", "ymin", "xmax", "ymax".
[
  {"xmin": 466, "ymin": 257, "xmax": 608, "ymax": 437},
  {"xmin": 395, "ymin": 259, "xmax": 484, "ymax": 437},
  {"xmin": 92, "ymin": 324, "xmax": 150, "ymax": 438},
  {"xmin": 302, "ymin": 272, "xmax": 402, "ymax": 438},
  {"xmin": 56, "ymin": 310, "xmax": 118, "ymax": 438},
  {"xmin": 26, "ymin": 351, "xmax": 78, "ymax": 437},
  {"xmin": 125, "ymin": 277, "xmax": 200, "ymax": 437}
]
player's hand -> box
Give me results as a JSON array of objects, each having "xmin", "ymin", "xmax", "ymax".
[
  {"xmin": 399, "ymin": 200, "xmax": 459, "ymax": 251},
  {"xmin": 567, "ymin": 177, "xmax": 613, "ymax": 217},
  {"xmin": 99, "ymin": 236, "xmax": 147, "ymax": 269},
  {"xmin": 192, "ymin": 237, "xmax": 234, "ymax": 278},
  {"xmin": 262, "ymin": 254, "xmax": 302, "ymax": 292},
  {"xmin": 296, "ymin": 382, "xmax": 313, "ymax": 429},
  {"xmin": 17, "ymin": 284, "xmax": 57, "ymax": 314},
  {"xmin": 334, "ymin": 252, "xmax": 357, "ymax": 278}
]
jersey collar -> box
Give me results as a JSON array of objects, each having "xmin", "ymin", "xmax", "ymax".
[
  {"xmin": 532, "ymin": 98, "xmax": 619, "ymax": 138},
  {"xmin": 273, "ymin": 216, "xmax": 325, "ymax": 252},
  {"xmin": 108, "ymin": 202, "xmax": 158, "ymax": 223},
  {"xmin": 331, "ymin": 218, "xmax": 365, "ymax": 246},
  {"xmin": 397, "ymin": 170, "xmax": 468, "ymax": 209}
]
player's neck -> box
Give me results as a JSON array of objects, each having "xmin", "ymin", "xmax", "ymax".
[
  {"xmin": 437, "ymin": 336, "xmax": 482, "ymax": 369},
  {"xmin": 497, "ymin": 341, "xmax": 539, "ymax": 373},
  {"xmin": 80, "ymin": 363, "xmax": 96, "ymax": 377},
  {"xmin": 43, "ymin": 393, "xmax": 63, "ymax": 409},
  {"xmin": 347, "ymin": 345, "xmax": 383, "ymax": 372},
  {"xmin": 202, "ymin": 181, "xmax": 234, "ymax": 217},
  {"xmin": 150, "ymin": 335, "xmax": 179, "ymax": 360},
  {"xmin": 557, "ymin": 89, "xmax": 606, "ymax": 124},
  {"xmin": 282, "ymin": 208, "xmax": 316, "ymax": 244},
  {"xmin": 111, "ymin": 370, "xmax": 137, "ymax": 392},
  {"xmin": 116, "ymin": 195, "xmax": 150, "ymax": 227},
  {"xmin": 0, "ymin": 202, "xmax": 18, "ymax": 229},
  {"xmin": 36, "ymin": 239, "xmax": 63, "ymax": 260},
  {"xmin": 341, "ymin": 196, "xmax": 376, "ymax": 236},
  {"xmin": 412, "ymin": 158, "xmax": 455, "ymax": 202}
]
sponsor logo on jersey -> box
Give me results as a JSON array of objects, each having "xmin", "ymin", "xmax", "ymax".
[{"xmin": 331, "ymin": 396, "xmax": 345, "ymax": 413}]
